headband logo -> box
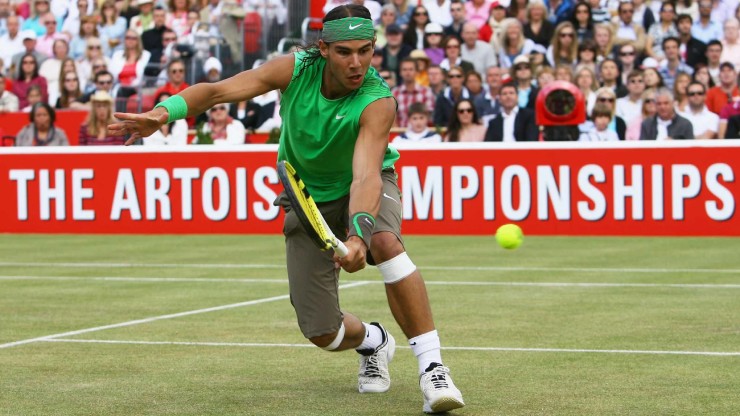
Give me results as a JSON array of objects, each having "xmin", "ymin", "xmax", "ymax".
[{"xmin": 349, "ymin": 23, "xmax": 363, "ymax": 30}]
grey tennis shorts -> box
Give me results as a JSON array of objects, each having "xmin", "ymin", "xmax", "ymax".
[{"xmin": 273, "ymin": 169, "xmax": 404, "ymax": 339}]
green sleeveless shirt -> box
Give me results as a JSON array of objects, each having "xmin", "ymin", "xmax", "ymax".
[{"xmin": 277, "ymin": 51, "xmax": 400, "ymax": 203}]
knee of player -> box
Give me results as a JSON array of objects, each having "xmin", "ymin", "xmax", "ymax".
[
  {"xmin": 370, "ymin": 232, "xmax": 404, "ymax": 263},
  {"xmin": 309, "ymin": 323, "xmax": 346, "ymax": 351},
  {"xmin": 376, "ymin": 251, "xmax": 417, "ymax": 284}
]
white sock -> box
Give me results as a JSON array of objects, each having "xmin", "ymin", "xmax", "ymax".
[
  {"xmin": 357, "ymin": 322, "xmax": 384, "ymax": 351},
  {"xmin": 409, "ymin": 330, "xmax": 442, "ymax": 374}
]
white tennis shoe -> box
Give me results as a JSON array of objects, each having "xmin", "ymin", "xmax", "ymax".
[
  {"xmin": 420, "ymin": 363, "xmax": 465, "ymax": 413},
  {"xmin": 357, "ymin": 322, "xmax": 395, "ymax": 393}
]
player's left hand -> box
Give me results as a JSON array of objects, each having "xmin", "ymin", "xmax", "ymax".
[
  {"xmin": 335, "ymin": 237, "xmax": 367, "ymax": 273},
  {"xmin": 109, "ymin": 107, "xmax": 169, "ymax": 145}
]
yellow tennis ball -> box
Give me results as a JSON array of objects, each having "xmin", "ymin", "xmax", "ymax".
[{"xmin": 496, "ymin": 224, "xmax": 524, "ymax": 250}]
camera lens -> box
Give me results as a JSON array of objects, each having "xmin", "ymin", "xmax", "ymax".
[{"xmin": 545, "ymin": 89, "xmax": 576, "ymax": 116}]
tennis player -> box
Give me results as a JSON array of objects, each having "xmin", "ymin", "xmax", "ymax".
[{"xmin": 110, "ymin": 5, "xmax": 464, "ymax": 413}]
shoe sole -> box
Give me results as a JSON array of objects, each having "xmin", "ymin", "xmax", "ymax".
[
  {"xmin": 358, "ymin": 333, "xmax": 396, "ymax": 394},
  {"xmin": 423, "ymin": 396, "xmax": 465, "ymax": 414}
]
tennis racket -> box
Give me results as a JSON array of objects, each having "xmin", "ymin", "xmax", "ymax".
[{"xmin": 277, "ymin": 160, "xmax": 349, "ymax": 257}]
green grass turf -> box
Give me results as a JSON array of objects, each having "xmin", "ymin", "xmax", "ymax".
[{"xmin": 0, "ymin": 235, "xmax": 739, "ymax": 415}]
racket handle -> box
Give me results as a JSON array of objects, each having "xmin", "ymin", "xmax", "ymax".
[{"xmin": 334, "ymin": 240, "xmax": 349, "ymax": 258}]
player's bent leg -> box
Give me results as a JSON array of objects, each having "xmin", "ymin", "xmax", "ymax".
[{"xmin": 371, "ymin": 232, "xmax": 465, "ymax": 412}]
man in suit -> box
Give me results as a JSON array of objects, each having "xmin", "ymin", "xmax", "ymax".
[
  {"xmin": 484, "ymin": 83, "xmax": 539, "ymax": 142},
  {"xmin": 640, "ymin": 87, "xmax": 694, "ymax": 140}
]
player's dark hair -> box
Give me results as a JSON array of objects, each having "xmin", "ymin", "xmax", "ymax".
[{"xmin": 294, "ymin": 5, "xmax": 373, "ymax": 81}]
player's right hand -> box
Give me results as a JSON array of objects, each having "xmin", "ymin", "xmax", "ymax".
[
  {"xmin": 335, "ymin": 237, "xmax": 367, "ymax": 273},
  {"xmin": 109, "ymin": 107, "xmax": 169, "ymax": 145}
]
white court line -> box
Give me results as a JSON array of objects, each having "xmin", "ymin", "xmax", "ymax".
[
  {"xmin": 41, "ymin": 339, "xmax": 740, "ymax": 357},
  {"xmin": 1, "ymin": 275, "xmax": 739, "ymax": 289},
  {"xmin": 0, "ymin": 261, "xmax": 738, "ymax": 274},
  {"xmin": 0, "ymin": 281, "xmax": 371, "ymax": 350}
]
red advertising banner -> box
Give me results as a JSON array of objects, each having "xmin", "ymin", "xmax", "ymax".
[{"xmin": 1, "ymin": 142, "xmax": 738, "ymax": 236}]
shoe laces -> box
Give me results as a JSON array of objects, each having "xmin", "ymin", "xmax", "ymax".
[
  {"xmin": 361, "ymin": 354, "xmax": 382, "ymax": 378},
  {"xmin": 426, "ymin": 365, "xmax": 450, "ymax": 390}
]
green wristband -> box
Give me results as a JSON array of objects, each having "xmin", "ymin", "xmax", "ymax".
[
  {"xmin": 348, "ymin": 212, "xmax": 375, "ymax": 249},
  {"xmin": 154, "ymin": 95, "xmax": 188, "ymax": 123}
]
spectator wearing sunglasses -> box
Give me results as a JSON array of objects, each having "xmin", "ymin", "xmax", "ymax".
[
  {"xmin": 154, "ymin": 59, "xmax": 189, "ymax": 98},
  {"xmin": 617, "ymin": 69, "xmax": 646, "ymax": 122},
  {"xmin": 593, "ymin": 87, "xmax": 627, "ymax": 140},
  {"xmin": 678, "ymin": 81, "xmax": 719, "ymax": 139},
  {"xmin": 197, "ymin": 102, "xmax": 246, "ymax": 145},
  {"xmin": 446, "ymin": 98, "xmax": 486, "ymax": 142},
  {"xmin": 613, "ymin": 1, "xmax": 648, "ymax": 55}
]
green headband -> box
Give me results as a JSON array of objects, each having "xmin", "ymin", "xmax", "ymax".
[{"xmin": 322, "ymin": 17, "xmax": 375, "ymax": 43}]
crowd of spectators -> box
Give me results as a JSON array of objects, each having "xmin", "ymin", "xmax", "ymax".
[{"xmin": 2, "ymin": 0, "xmax": 740, "ymax": 146}]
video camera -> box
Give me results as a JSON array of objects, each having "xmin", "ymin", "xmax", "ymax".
[{"xmin": 535, "ymin": 81, "xmax": 587, "ymax": 141}]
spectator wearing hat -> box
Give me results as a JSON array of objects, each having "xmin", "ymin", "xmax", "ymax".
[
  {"xmin": 79, "ymin": 90, "xmax": 125, "ymax": 145},
  {"xmin": 381, "ymin": 23, "xmax": 413, "ymax": 80},
  {"xmin": 444, "ymin": 0, "xmax": 466, "ymax": 40},
  {"xmin": 639, "ymin": 87, "xmax": 694, "ymax": 140},
  {"xmin": 474, "ymin": 65, "xmax": 503, "ymax": 124},
  {"xmin": 392, "ymin": 57, "xmax": 436, "ymax": 127},
  {"xmin": 0, "ymin": 16, "xmax": 24, "ymax": 72},
  {"xmin": 464, "ymin": 0, "xmax": 493, "ymax": 30},
  {"xmin": 11, "ymin": 30, "xmax": 47, "ymax": 73},
  {"xmin": 478, "ymin": 1, "xmax": 506, "ymax": 43},
  {"xmin": 423, "ymin": 22, "xmax": 445, "ymax": 65},
  {"xmin": 460, "ymin": 22, "xmax": 497, "ymax": 80},
  {"xmin": 15, "ymin": 102, "xmax": 69, "ymax": 146},
  {"xmin": 129, "ymin": 0, "xmax": 155, "ymax": 35},
  {"xmin": 613, "ymin": 1, "xmax": 648, "ymax": 55},
  {"xmin": 0, "ymin": 71, "xmax": 20, "ymax": 112},
  {"xmin": 424, "ymin": 0, "xmax": 452, "ymax": 27},
  {"xmin": 705, "ymin": 62, "xmax": 738, "ymax": 114},
  {"xmin": 676, "ymin": 14, "xmax": 707, "ymax": 68},
  {"xmin": 410, "ymin": 49, "xmax": 432, "ymax": 86},
  {"xmin": 720, "ymin": 18, "xmax": 740, "ymax": 69},
  {"xmin": 523, "ymin": 0, "xmax": 555, "ymax": 48},
  {"xmin": 511, "ymin": 55, "xmax": 538, "ymax": 109},
  {"xmin": 202, "ymin": 56, "xmax": 222, "ymax": 83},
  {"xmin": 484, "ymin": 83, "xmax": 538, "ymax": 142}
]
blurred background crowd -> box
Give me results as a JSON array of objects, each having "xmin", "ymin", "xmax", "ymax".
[{"xmin": 1, "ymin": 0, "xmax": 740, "ymax": 145}]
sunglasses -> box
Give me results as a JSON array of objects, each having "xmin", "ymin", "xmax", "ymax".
[
  {"xmin": 125, "ymin": 36, "xmax": 138, "ymax": 40},
  {"xmin": 560, "ymin": 33, "xmax": 575, "ymax": 38},
  {"xmin": 687, "ymin": 91, "xmax": 705, "ymax": 96},
  {"xmin": 163, "ymin": 37, "xmax": 177, "ymax": 41},
  {"xmin": 44, "ymin": 21, "xmax": 56, "ymax": 25},
  {"xmin": 382, "ymin": 75, "xmax": 392, "ymax": 80},
  {"xmin": 88, "ymin": 45, "xmax": 101, "ymax": 49},
  {"xmin": 598, "ymin": 97, "xmax": 615, "ymax": 103},
  {"xmin": 414, "ymin": 11, "xmax": 428, "ymax": 16},
  {"xmin": 170, "ymin": 68, "xmax": 185, "ymax": 73},
  {"xmin": 446, "ymin": 44, "xmax": 460, "ymax": 49},
  {"xmin": 620, "ymin": 51, "xmax": 636, "ymax": 56},
  {"xmin": 448, "ymin": 74, "xmax": 463, "ymax": 78},
  {"xmin": 457, "ymin": 108, "xmax": 473, "ymax": 114},
  {"xmin": 65, "ymin": 78, "xmax": 78, "ymax": 82},
  {"xmin": 97, "ymin": 80, "xmax": 113, "ymax": 85},
  {"xmin": 644, "ymin": 98, "xmax": 655, "ymax": 103},
  {"xmin": 515, "ymin": 65, "xmax": 529, "ymax": 70},
  {"xmin": 621, "ymin": 9, "xmax": 634, "ymax": 14},
  {"xmin": 22, "ymin": 60, "xmax": 35, "ymax": 64}
]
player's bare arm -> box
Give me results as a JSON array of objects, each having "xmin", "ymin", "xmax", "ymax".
[
  {"xmin": 338, "ymin": 97, "xmax": 396, "ymax": 273},
  {"xmin": 109, "ymin": 54, "xmax": 296, "ymax": 144}
]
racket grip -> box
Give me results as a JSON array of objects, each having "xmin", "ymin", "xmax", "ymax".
[{"xmin": 334, "ymin": 240, "xmax": 349, "ymax": 258}]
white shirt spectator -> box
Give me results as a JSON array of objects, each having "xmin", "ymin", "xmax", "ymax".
[
  {"xmin": 392, "ymin": 128, "xmax": 443, "ymax": 144},
  {"xmin": 423, "ymin": 0, "xmax": 453, "ymax": 27},
  {"xmin": 501, "ymin": 106, "xmax": 518, "ymax": 142},
  {"xmin": 679, "ymin": 105, "xmax": 720, "ymax": 137},
  {"xmin": 0, "ymin": 90, "xmax": 20, "ymax": 112},
  {"xmin": 580, "ymin": 128, "xmax": 619, "ymax": 141},
  {"xmin": 143, "ymin": 119, "xmax": 189, "ymax": 145},
  {"xmin": 656, "ymin": 117, "xmax": 672, "ymax": 140},
  {"xmin": 616, "ymin": 23, "xmax": 637, "ymax": 41},
  {"xmin": 616, "ymin": 96, "xmax": 643, "ymax": 121},
  {"xmin": 0, "ymin": 31, "xmax": 24, "ymax": 72}
]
